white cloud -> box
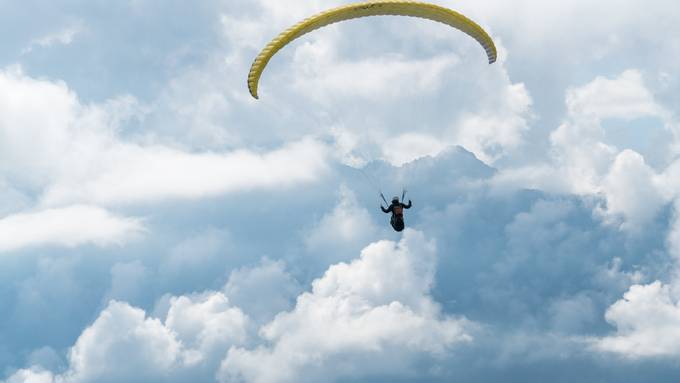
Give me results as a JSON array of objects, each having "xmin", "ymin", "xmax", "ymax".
[
  {"xmin": 659, "ymin": 161, "xmax": 680, "ymax": 204},
  {"xmin": 598, "ymin": 150, "xmax": 665, "ymax": 231},
  {"xmin": 22, "ymin": 24, "xmax": 83, "ymax": 54},
  {"xmin": 593, "ymin": 200, "xmax": 680, "ymax": 358},
  {"xmin": 165, "ymin": 293, "xmax": 249, "ymax": 366},
  {"xmin": 222, "ymin": 0, "xmax": 327, "ymax": 47},
  {"xmin": 292, "ymin": 47, "xmax": 458, "ymax": 102},
  {"xmin": 455, "ymin": 0, "xmax": 679, "ymax": 72},
  {"xmin": 553, "ymin": 70, "xmax": 674, "ymax": 228},
  {"xmin": 549, "ymin": 119, "xmax": 617, "ymax": 195},
  {"xmin": 565, "ymin": 70, "xmax": 663, "ymax": 122},
  {"xmin": 220, "ymin": 230, "xmax": 474, "ymax": 383},
  {"xmin": 0, "ymin": 205, "xmax": 144, "ymax": 253},
  {"xmin": 453, "ymin": 82, "xmax": 533, "ymax": 164},
  {"xmin": 549, "ymin": 70, "xmax": 665, "ymax": 193},
  {"xmin": 3, "ymin": 368, "xmax": 55, "ymax": 383},
  {"xmin": 6, "ymin": 295, "xmax": 250, "ymax": 383},
  {"xmin": 61, "ymin": 301, "xmax": 182, "ymax": 383},
  {"xmin": 296, "ymin": 41, "xmax": 532, "ymax": 166},
  {"xmin": 0, "ymin": 67, "xmax": 330, "ymax": 209},
  {"xmin": 593, "ymin": 281, "xmax": 680, "ymax": 358},
  {"xmin": 3, "ymin": 232, "xmax": 473, "ymax": 383},
  {"xmin": 40, "ymin": 137, "xmax": 330, "ymax": 206},
  {"xmin": 0, "ymin": 67, "xmax": 81, "ymax": 189},
  {"xmin": 494, "ymin": 69, "xmax": 675, "ymax": 230}
]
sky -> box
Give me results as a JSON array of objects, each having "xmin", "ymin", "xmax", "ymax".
[{"xmin": 1, "ymin": 0, "xmax": 680, "ymax": 382}]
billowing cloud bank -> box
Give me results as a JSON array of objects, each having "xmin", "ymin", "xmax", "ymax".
[{"xmin": 4, "ymin": 232, "xmax": 473, "ymax": 383}]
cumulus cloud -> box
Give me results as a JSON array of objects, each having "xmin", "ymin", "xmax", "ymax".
[
  {"xmin": 165, "ymin": 293, "xmax": 249, "ymax": 366},
  {"xmin": 550, "ymin": 70, "xmax": 666, "ymax": 190},
  {"xmin": 0, "ymin": 205, "xmax": 144, "ymax": 253},
  {"xmin": 556, "ymin": 70, "xmax": 675, "ymax": 229},
  {"xmin": 4, "ymin": 294, "xmax": 249, "ymax": 383},
  {"xmin": 592, "ymin": 198, "xmax": 680, "ymax": 358},
  {"xmin": 593, "ymin": 281, "xmax": 680, "ymax": 358},
  {"xmin": 598, "ymin": 150, "xmax": 665, "ymax": 231},
  {"xmin": 3, "ymin": 231, "xmax": 475, "ymax": 383},
  {"xmin": 220, "ymin": 230, "xmax": 474, "ymax": 383},
  {"xmin": 493, "ymin": 69, "xmax": 676, "ymax": 231},
  {"xmin": 453, "ymin": 81, "xmax": 533, "ymax": 164},
  {"xmin": 61, "ymin": 301, "xmax": 182, "ymax": 383}
]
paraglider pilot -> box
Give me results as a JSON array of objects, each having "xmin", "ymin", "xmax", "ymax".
[{"xmin": 381, "ymin": 196, "xmax": 412, "ymax": 232}]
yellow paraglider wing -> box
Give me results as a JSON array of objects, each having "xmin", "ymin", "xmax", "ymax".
[{"xmin": 247, "ymin": 0, "xmax": 497, "ymax": 99}]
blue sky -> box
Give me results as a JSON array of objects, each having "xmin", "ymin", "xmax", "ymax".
[{"xmin": 1, "ymin": 0, "xmax": 680, "ymax": 382}]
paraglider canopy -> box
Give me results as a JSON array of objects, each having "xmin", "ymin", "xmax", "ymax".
[{"xmin": 247, "ymin": 0, "xmax": 497, "ymax": 99}]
